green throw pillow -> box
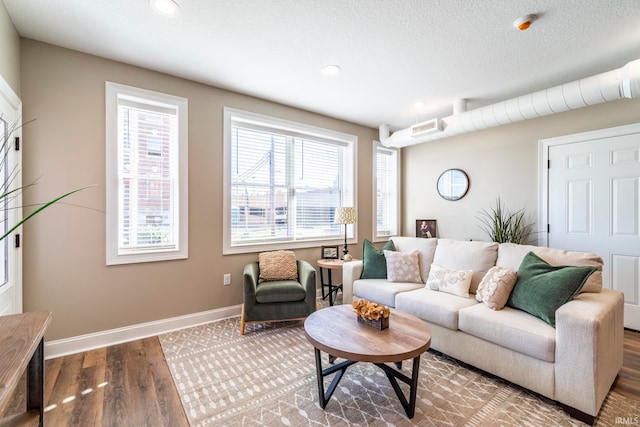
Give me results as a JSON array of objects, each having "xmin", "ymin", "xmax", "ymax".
[
  {"xmin": 360, "ymin": 239, "xmax": 396, "ymax": 279},
  {"xmin": 507, "ymin": 251, "xmax": 596, "ymax": 327}
]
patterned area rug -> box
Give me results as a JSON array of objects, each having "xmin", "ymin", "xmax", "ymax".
[{"xmin": 159, "ymin": 310, "xmax": 638, "ymax": 426}]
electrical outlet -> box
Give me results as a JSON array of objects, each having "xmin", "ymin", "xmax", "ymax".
[{"xmin": 223, "ymin": 273, "xmax": 231, "ymax": 286}]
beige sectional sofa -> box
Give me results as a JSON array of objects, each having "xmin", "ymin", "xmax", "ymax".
[{"xmin": 342, "ymin": 236, "xmax": 624, "ymax": 423}]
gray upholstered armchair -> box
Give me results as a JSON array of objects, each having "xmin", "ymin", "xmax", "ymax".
[{"xmin": 240, "ymin": 258, "xmax": 317, "ymax": 335}]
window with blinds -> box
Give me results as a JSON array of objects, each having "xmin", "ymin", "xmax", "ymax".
[
  {"xmin": 224, "ymin": 108, "xmax": 356, "ymax": 253},
  {"xmin": 374, "ymin": 142, "xmax": 399, "ymax": 239},
  {"xmin": 106, "ymin": 83, "xmax": 188, "ymax": 265}
]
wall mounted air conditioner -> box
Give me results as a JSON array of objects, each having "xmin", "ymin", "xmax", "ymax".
[{"xmin": 411, "ymin": 118, "xmax": 442, "ymax": 137}]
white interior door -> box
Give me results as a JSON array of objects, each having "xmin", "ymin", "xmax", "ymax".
[
  {"xmin": 542, "ymin": 123, "xmax": 640, "ymax": 329},
  {"xmin": 0, "ymin": 75, "xmax": 22, "ymax": 315}
]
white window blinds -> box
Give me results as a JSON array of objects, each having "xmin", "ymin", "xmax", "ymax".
[
  {"xmin": 374, "ymin": 142, "xmax": 399, "ymax": 239},
  {"xmin": 225, "ymin": 108, "xmax": 356, "ymax": 252},
  {"xmin": 106, "ymin": 82, "xmax": 188, "ymax": 265},
  {"xmin": 117, "ymin": 101, "xmax": 177, "ymax": 251}
]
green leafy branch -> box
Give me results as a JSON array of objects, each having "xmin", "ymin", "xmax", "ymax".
[{"xmin": 1, "ymin": 117, "xmax": 91, "ymax": 241}]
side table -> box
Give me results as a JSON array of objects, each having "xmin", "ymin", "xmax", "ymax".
[{"xmin": 317, "ymin": 259, "xmax": 355, "ymax": 306}]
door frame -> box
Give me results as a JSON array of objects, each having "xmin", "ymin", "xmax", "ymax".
[{"xmin": 0, "ymin": 74, "xmax": 23, "ymax": 314}]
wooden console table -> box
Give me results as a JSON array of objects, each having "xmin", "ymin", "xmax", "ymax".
[{"xmin": 0, "ymin": 311, "xmax": 51, "ymax": 427}]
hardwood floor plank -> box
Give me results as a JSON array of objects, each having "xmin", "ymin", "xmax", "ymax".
[
  {"xmin": 102, "ymin": 342, "xmax": 131, "ymax": 427},
  {"xmin": 613, "ymin": 329, "xmax": 640, "ymax": 399},
  {"xmin": 46, "ymin": 352, "xmax": 85, "ymax": 425},
  {"xmin": 122, "ymin": 339, "xmax": 165, "ymax": 427},
  {"xmin": 143, "ymin": 337, "xmax": 189, "ymax": 427}
]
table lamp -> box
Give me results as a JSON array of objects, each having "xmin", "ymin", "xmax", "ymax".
[{"xmin": 334, "ymin": 207, "xmax": 357, "ymax": 261}]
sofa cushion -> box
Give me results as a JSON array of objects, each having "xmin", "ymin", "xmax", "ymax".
[
  {"xmin": 384, "ymin": 250, "xmax": 422, "ymax": 283},
  {"xmin": 390, "ymin": 236, "xmax": 438, "ymax": 283},
  {"xmin": 353, "ymin": 278, "xmax": 423, "ymax": 308},
  {"xmin": 497, "ymin": 243, "xmax": 603, "ymax": 293},
  {"xmin": 258, "ymin": 250, "xmax": 298, "ymax": 283},
  {"xmin": 395, "ymin": 288, "xmax": 478, "ymax": 330},
  {"xmin": 459, "ymin": 303, "xmax": 556, "ymax": 362},
  {"xmin": 432, "ymin": 239, "xmax": 499, "ymax": 293},
  {"xmin": 426, "ymin": 264, "xmax": 473, "ymax": 298},
  {"xmin": 361, "ymin": 239, "xmax": 396, "ymax": 279},
  {"xmin": 507, "ymin": 252, "xmax": 597, "ymax": 327},
  {"xmin": 475, "ymin": 266, "xmax": 518, "ymax": 310}
]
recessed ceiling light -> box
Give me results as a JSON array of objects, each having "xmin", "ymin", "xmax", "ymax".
[
  {"xmin": 322, "ymin": 65, "xmax": 342, "ymax": 75},
  {"xmin": 414, "ymin": 100, "xmax": 428, "ymax": 109},
  {"xmin": 150, "ymin": 0, "xmax": 180, "ymax": 15}
]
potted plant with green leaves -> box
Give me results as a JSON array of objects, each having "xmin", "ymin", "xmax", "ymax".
[{"xmin": 477, "ymin": 197, "xmax": 533, "ymax": 244}]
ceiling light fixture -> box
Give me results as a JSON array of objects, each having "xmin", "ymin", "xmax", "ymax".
[
  {"xmin": 150, "ymin": 0, "xmax": 180, "ymax": 15},
  {"xmin": 513, "ymin": 14, "xmax": 537, "ymax": 31},
  {"xmin": 414, "ymin": 100, "xmax": 428, "ymax": 109},
  {"xmin": 322, "ymin": 65, "xmax": 342, "ymax": 75}
]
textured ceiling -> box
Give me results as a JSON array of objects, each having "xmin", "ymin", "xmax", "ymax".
[{"xmin": 4, "ymin": 0, "xmax": 640, "ymax": 130}]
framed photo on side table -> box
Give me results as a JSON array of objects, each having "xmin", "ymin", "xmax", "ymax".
[
  {"xmin": 321, "ymin": 245, "xmax": 339, "ymax": 259},
  {"xmin": 416, "ymin": 219, "xmax": 437, "ymax": 238}
]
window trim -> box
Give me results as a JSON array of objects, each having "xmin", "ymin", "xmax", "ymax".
[
  {"xmin": 105, "ymin": 82, "xmax": 188, "ymax": 265},
  {"xmin": 223, "ymin": 107, "xmax": 357, "ymax": 255},
  {"xmin": 373, "ymin": 141, "xmax": 400, "ymax": 241}
]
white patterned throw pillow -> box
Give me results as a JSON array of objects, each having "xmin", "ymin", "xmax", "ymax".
[
  {"xmin": 384, "ymin": 250, "xmax": 422, "ymax": 283},
  {"xmin": 476, "ymin": 266, "xmax": 518, "ymax": 310},
  {"xmin": 426, "ymin": 264, "xmax": 473, "ymax": 298}
]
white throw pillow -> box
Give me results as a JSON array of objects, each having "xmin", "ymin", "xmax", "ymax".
[
  {"xmin": 476, "ymin": 266, "xmax": 518, "ymax": 310},
  {"xmin": 426, "ymin": 263, "xmax": 473, "ymax": 298},
  {"xmin": 384, "ymin": 250, "xmax": 422, "ymax": 283}
]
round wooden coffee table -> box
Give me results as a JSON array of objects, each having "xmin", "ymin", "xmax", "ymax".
[{"xmin": 304, "ymin": 304, "xmax": 431, "ymax": 418}]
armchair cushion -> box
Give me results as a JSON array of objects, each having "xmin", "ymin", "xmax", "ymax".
[
  {"xmin": 256, "ymin": 281, "xmax": 306, "ymax": 303},
  {"xmin": 258, "ymin": 250, "xmax": 298, "ymax": 283}
]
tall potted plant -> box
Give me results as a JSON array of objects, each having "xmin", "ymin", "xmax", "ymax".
[{"xmin": 477, "ymin": 197, "xmax": 533, "ymax": 244}]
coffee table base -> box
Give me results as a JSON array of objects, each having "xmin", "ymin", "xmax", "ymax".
[{"xmin": 313, "ymin": 348, "xmax": 421, "ymax": 419}]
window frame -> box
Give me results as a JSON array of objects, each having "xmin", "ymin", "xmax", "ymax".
[
  {"xmin": 373, "ymin": 141, "xmax": 400, "ymax": 241},
  {"xmin": 105, "ymin": 82, "xmax": 188, "ymax": 265},
  {"xmin": 223, "ymin": 107, "xmax": 357, "ymax": 255}
]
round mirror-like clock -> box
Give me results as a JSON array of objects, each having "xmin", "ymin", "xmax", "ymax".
[{"xmin": 437, "ymin": 169, "xmax": 469, "ymax": 201}]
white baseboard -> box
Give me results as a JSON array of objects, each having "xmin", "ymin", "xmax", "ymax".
[{"xmin": 45, "ymin": 304, "xmax": 243, "ymax": 359}]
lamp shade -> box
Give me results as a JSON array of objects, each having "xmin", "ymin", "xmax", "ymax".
[{"xmin": 334, "ymin": 207, "xmax": 357, "ymax": 225}]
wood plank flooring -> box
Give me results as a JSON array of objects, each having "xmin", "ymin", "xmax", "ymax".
[
  {"xmin": 2, "ymin": 329, "xmax": 639, "ymax": 426},
  {"xmin": 3, "ymin": 338, "xmax": 188, "ymax": 426}
]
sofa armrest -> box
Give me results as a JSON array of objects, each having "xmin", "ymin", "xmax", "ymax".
[
  {"xmin": 554, "ymin": 288, "xmax": 624, "ymax": 416},
  {"xmin": 342, "ymin": 260, "xmax": 363, "ymax": 304}
]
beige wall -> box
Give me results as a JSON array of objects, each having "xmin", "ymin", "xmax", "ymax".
[
  {"xmin": 402, "ymin": 98, "xmax": 640, "ymax": 241},
  {"xmin": 20, "ymin": 36, "xmax": 640, "ymax": 342},
  {"xmin": 0, "ymin": 2, "xmax": 20, "ymax": 96},
  {"xmin": 20, "ymin": 39, "xmax": 377, "ymax": 340}
]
